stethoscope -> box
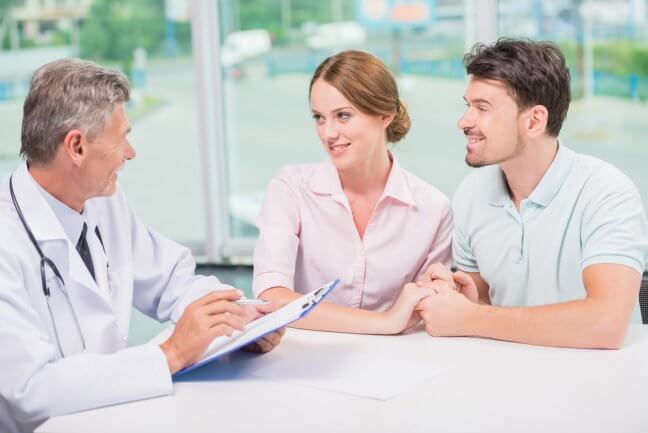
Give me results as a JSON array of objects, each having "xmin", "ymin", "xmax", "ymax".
[{"xmin": 9, "ymin": 174, "xmax": 87, "ymax": 357}]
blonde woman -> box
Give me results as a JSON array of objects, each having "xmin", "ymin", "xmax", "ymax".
[{"xmin": 253, "ymin": 50, "xmax": 452, "ymax": 334}]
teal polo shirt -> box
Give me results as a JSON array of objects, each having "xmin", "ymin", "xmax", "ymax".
[{"xmin": 453, "ymin": 144, "xmax": 648, "ymax": 322}]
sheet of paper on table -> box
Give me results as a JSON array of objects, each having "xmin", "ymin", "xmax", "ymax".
[{"xmin": 249, "ymin": 349, "xmax": 443, "ymax": 401}]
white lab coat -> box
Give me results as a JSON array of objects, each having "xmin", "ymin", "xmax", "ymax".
[{"xmin": 0, "ymin": 163, "xmax": 232, "ymax": 433}]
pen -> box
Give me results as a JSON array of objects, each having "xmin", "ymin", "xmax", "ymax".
[{"xmin": 235, "ymin": 298, "xmax": 270, "ymax": 305}]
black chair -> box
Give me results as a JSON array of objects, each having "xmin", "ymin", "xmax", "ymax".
[{"xmin": 641, "ymin": 272, "xmax": 648, "ymax": 324}]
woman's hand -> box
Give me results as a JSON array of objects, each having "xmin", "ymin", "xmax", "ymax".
[{"xmin": 382, "ymin": 283, "xmax": 436, "ymax": 334}]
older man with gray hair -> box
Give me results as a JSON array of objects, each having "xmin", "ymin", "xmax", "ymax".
[{"xmin": 0, "ymin": 58, "xmax": 283, "ymax": 433}]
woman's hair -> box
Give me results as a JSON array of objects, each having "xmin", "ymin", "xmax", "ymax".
[{"xmin": 309, "ymin": 50, "xmax": 410, "ymax": 143}]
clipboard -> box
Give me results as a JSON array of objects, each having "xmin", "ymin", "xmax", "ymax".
[{"xmin": 150, "ymin": 279, "xmax": 339, "ymax": 376}]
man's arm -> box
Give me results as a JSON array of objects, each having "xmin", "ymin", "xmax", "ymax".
[
  {"xmin": 469, "ymin": 264, "xmax": 638, "ymax": 348},
  {"xmin": 419, "ymin": 263, "xmax": 639, "ymax": 349}
]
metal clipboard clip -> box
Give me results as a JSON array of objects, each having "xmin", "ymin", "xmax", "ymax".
[{"xmin": 301, "ymin": 278, "xmax": 340, "ymax": 310}]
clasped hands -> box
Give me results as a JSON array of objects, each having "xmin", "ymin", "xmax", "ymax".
[{"xmin": 387, "ymin": 263, "xmax": 481, "ymax": 337}]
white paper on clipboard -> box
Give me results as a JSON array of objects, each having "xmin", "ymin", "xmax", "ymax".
[{"xmin": 149, "ymin": 279, "xmax": 339, "ymax": 375}]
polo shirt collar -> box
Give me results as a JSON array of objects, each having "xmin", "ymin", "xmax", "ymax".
[
  {"xmin": 488, "ymin": 169, "xmax": 510, "ymax": 207},
  {"xmin": 489, "ymin": 142, "xmax": 575, "ymax": 208},
  {"xmin": 528, "ymin": 142, "xmax": 575, "ymax": 207},
  {"xmin": 307, "ymin": 153, "xmax": 416, "ymax": 207}
]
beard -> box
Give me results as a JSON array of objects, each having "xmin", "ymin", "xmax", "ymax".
[{"xmin": 465, "ymin": 136, "xmax": 524, "ymax": 168}]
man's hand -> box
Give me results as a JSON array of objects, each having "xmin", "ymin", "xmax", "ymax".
[
  {"xmin": 452, "ymin": 271, "xmax": 480, "ymax": 304},
  {"xmin": 418, "ymin": 264, "xmax": 480, "ymax": 304},
  {"xmin": 416, "ymin": 281, "xmax": 478, "ymax": 337},
  {"xmin": 160, "ymin": 290, "xmax": 246, "ymax": 374},
  {"xmin": 240, "ymin": 300, "xmax": 287, "ymax": 324},
  {"xmin": 418, "ymin": 263, "xmax": 456, "ymax": 289}
]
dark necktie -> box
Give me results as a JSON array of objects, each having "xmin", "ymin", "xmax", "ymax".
[{"xmin": 76, "ymin": 222, "xmax": 96, "ymax": 282}]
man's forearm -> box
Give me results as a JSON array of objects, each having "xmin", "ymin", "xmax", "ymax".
[{"xmin": 466, "ymin": 298, "xmax": 631, "ymax": 349}]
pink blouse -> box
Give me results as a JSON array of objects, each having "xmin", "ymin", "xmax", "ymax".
[{"xmin": 252, "ymin": 157, "xmax": 453, "ymax": 312}]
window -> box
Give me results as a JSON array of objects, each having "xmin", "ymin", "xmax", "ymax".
[
  {"xmin": 6, "ymin": 0, "xmax": 645, "ymax": 263},
  {"xmin": 212, "ymin": 0, "xmax": 478, "ymax": 259},
  {"xmin": 210, "ymin": 0, "xmax": 648, "ymax": 261},
  {"xmin": 498, "ymin": 0, "xmax": 648, "ymax": 208},
  {"xmin": 0, "ymin": 0, "xmax": 206, "ymax": 250}
]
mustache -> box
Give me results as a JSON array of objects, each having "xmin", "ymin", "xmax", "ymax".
[{"xmin": 463, "ymin": 128, "xmax": 483, "ymax": 137}]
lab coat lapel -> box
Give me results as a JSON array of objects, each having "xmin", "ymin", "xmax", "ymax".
[
  {"xmin": 12, "ymin": 163, "xmax": 102, "ymax": 293},
  {"xmin": 11, "ymin": 163, "xmax": 125, "ymax": 352},
  {"xmin": 84, "ymin": 198, "xmax": 132, "ymax": 342},
  {"xmin": 61, "ymin": 222, "xmax": 126, "ymax": 352},
  {"xmin": 11, "ymin": 163, "xmax": 67, "ymax": 243}
]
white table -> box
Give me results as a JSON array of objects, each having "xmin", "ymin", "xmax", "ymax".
[{"xmin": 38, "ymin": 325, "xmax": 648, "ymax": 433}]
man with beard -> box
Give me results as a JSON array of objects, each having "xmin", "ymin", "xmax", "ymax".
[{"xmin": 417, "ymin": 39, "xmax": 647, "ymax": 349}]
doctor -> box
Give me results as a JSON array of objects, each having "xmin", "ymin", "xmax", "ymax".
[{"xmin": 0, "ymin": 58, "xmax": 283, "ymax": 433}]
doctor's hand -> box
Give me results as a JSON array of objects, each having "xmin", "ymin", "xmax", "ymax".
[
  {"xmin": 240, "ymin": 299, "xmax": 286, "ymax": 324},
  {"xmin": 382, "ymin": 283, "xmax": 436, "ymax": 334},
  {"xmin": 160, "ymin": 289, "xmax": 247, "ymax": 374}
]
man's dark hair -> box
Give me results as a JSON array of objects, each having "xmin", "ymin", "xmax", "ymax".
[{"xmin": 463, "ymin": 38, "xmax": 571, "ymax": 137}]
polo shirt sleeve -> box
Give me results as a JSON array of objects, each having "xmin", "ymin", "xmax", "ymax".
[
  {"xmin": 252, "ymin": 168, "xmax": 301, "ymax": 297},
  {"xmin": 415, "ymin": 198, "xmax": 454, "ymax": 281},
  {"xmin": 453, "ymin": 222, "xmax": 479, "ymax": 273},
  {"xmin": 451, "ymin": 176, "xmax": 480, "ymax": 273},
  {"xmin": 581, "ymin": 179, "xmax": 648, "ymax": 275}
]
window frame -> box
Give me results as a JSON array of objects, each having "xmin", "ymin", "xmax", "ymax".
[{"xmin": 191, "ymin": 0, "xmax": 499, "ymax": 263}]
